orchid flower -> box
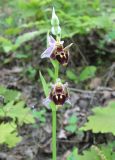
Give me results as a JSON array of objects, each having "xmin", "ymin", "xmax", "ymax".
[
  {"xmin": 43, "ymin": 78, "xmax": 71, "ymax": 108},
  {"xmin": 41, "ymin": 36, "xmax": 73, "ymax": 66}
]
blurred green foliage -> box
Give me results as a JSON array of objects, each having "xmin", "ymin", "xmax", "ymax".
[
  {"xmin": 0, "ymin": 85, "xmax": 35, "ymax": 147},
  {"xmin": 66, "ymin": 66, "xmax": 97, "ymax": 83},
  {"xmin": 0, "ymin": 123, "xmax": 22, "ymax": 148},
  {"xmin": 0, "ymin": 0, "xmax": 114, "ymax": 40},
  {"xmin": 81, "ymin": 101, "xmax": 115, "ymax": 135},
  {"xmin": 32, "ymin": 109, "xmax": 46, "ymax": 123},
  {"xmin": 68, "ymin": 143, "xmax": 115, "ymax": 160},
  {"xmin": 65, "ymin": 115, "xmax": 78, "ymax": 133}
]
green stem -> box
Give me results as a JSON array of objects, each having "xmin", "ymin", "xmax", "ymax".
[
  {"xmin": 51, "ymin": 60, "xmax": 59, "ymax": 82},
  {"xmin": 52, "ymin": 107, "xmax": 57, "ymax": 160},
  {"xmin": 56, "ymin": 35, "xmax": 60, "ymax": 42},
  {"xmin": 54, "ymin": 61, "xmax": 59, "ymax": 82}
]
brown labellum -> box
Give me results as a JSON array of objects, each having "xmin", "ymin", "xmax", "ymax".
[
  {"xmin": 50, "ymin": 82, "xmax": 69, "ymax": 106},
  {"xmin": 51, "ymin": 43, "xmax": 72, "ymax": 66}
]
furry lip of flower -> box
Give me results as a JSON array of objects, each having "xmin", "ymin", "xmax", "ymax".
[
  {"xmin": 43, "ymin": 79, "xmax": 71, "ymax": 108},
  {"xmin": 41, "ymin": 36, "xmax": 73, "ymax": 66}
]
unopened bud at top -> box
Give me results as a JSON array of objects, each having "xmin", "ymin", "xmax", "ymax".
[
  {"xmin": 51, "ymin": 26, "xmax": 61, "ymax": 36},
  {"xmin": 51, "ymin": 7, "xmax": 59, "ymax": 26}
]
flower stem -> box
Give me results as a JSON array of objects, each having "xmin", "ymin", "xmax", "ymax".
[
  {"xmin": 52, "ymin": 106, "xmax": 57, "ymax": 160},
  {"xmin": 56, "ymin": 35, "xmax": 60, "ymax": 42},
  {"xmin": 54, "ymin": 61, "xmax": 59, "ymax": 82}
]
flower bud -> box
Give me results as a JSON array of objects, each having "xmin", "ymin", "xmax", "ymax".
[
  {"xmin": 51, "ymin": 26, "xmax": 61, "ymax": 35},
  {"xmin": 51, "ymin": 7, "xmax": 59, "ymax": 26}
]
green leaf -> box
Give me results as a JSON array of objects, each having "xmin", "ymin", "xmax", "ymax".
[
  {"xmin": 5, "ymin": 28, "xmax": 21, "ymax": 36},
  {"xmin": 0, "ymin": 101, "xmax": 35, "ymax": 124},
  {"xmin": 2, "ymin": 42, "xmax": 14, "ymax": 53},
  {"xmin": 47, "ymin": 68, "xmax": 54, "ymax": 80},
  {"xmin": 0, "ymin": 85, "xmax": 35, "ymax": 148},
  {"xmin": 5, "ymin": 16, "xmax": 13, "ymax": 26},
  {"xmin": 68, "ymin": 143, "xmax": 115, "ymax": 160},
  {"xmin": 106, "ymin": 30, "xmax": 115, "ymax": 41},
  {"xmin": 32, "ymin": 109, "xmax": 46, "ymax": 123},
  {"xmin": 1, "ymin": 39, "xmax": 14, "ymax": 53},
  {"xmin": 47, "ymin": 61, "xmax": 59, "ymax": 82},
  {"xmin": 65, "ymin": 115, "xmax": 78, "ymax": 133},
  {"xmin": 67, "ymin": 148, "xmax": 78, "ymax": 160},
  {"xmin": 4, "ymin": 90, "xmax": 21, "ymax": 103},
  {"xmin": 66, "ymin": 70, "xmax": 78, "ymax": 82},
  {"xmin": 0, "ymin": 86, "xmax": 21, "ymax": 103},
  {"xmin": 6, "ymin": 132, "xmax": 22, "ymax": 148},
  {"xmin": 15, "ymin": 31, "xmax": 41, "ymax": 47},
  {"xmin": 68, "ymin": 115, "xmax": 78, "ymax": 124},
  {"xmin": 39, "ymin": 71, "xmax": 49, "ymax": 97},
  {"xmin": 0, "ymin": 36, "xmax": 16, "ymax": 53},
  {"xmin": 79, "ymin": 66, "xmax": 97, "ymax": 81},
  {"xmin": 80, "ymin": 101, "xmax": 115, "ymax": 135},
  {"xmin": 26, "ymin": 66, "xmax": 36, "ymax": 79},
  {"xmin": 0, "ymin": 123, "xmax": 21, "ymax": 147},
  {"xmin": 65, "ymin": 125, "xmax": 77, "ymax": 133},
  {"xmin": 0, "ymin": 30, "xmax": 46, "ymax": 53}
]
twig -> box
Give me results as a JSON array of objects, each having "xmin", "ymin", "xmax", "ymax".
[
  {"xmin": 104, "ymin": 63, "xmax": 115, "ymax": 86},
  {"xmin": 69, "ymin": 86, "xmax": 114, "ymax": 94}
]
